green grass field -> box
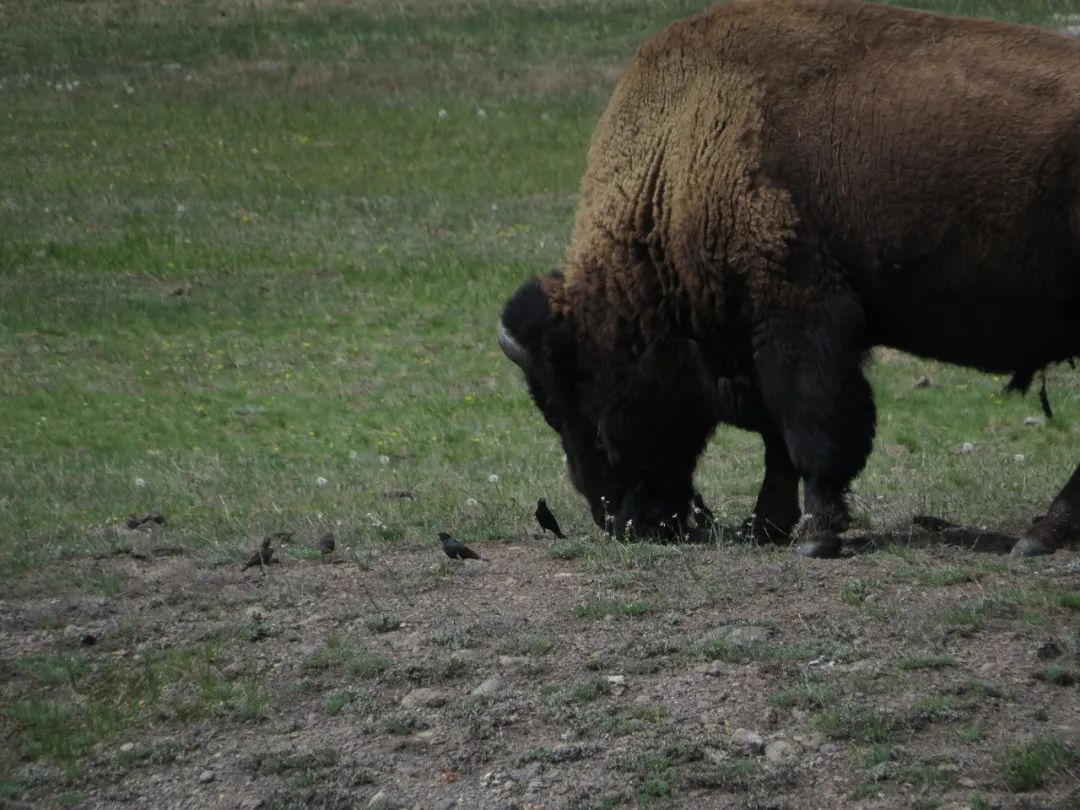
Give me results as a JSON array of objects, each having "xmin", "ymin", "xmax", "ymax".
[
  {"xmin": 2, "ymin": 1, "xmax": 1079, "ymax": 806},
  {"xmin": 2, "ymin": 0, "xmax": 1078, "ymax": 574}
]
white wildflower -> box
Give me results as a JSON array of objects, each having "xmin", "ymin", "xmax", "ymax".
[
  {"xmin": 476, "ymin": 108, "xmax": 487, "ymax": 118},
  {"xmin": 378, "ymin": 454, "xmax": 390, "ymax": 465},
  {"xmin": 488, "ymin": 474, "xmax": 499, "ymax": 484},
  {"xmin": 437, "ymin": 108, "xmax": 448, "ymax": 119},
  {"xmin": 466, "ymin": 497, "xmax": 480, "ymax": 508},
  {"xmin": 349, "ymin": 450, "xmax": 359, "ymax": 461},
  {"xmin": 365, "ymin": 511, "xmax": 389, "ymax": 531},
  {"xmin": 133, "ymin": 477, "xmax": 147, "ymax": 488},
  {"xmin": 315, "ymin": 476, "xmax": 328, "ymax": 487}
]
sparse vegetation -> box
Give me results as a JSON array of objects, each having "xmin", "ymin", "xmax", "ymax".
[
  {"xmin": 573, "ymin": 599, "xmax": 652, "ymax": 619},
  {"xmin": 1001, "ymin": 739, "xmax": 1074, "ymax": 792},
  {"xmin": 898, "ymin": 654, "xmax": 958, "ymax": 670}
]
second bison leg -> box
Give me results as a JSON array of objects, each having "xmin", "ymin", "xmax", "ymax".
[
  {"xmin": 1012, "ymin": 463, "xmax": 1080, "ymax": 556},
  {"xmin": 753, "ymin": 295, "xmax": 876, "ymax": 557},
  {"xmin": 744, "ymin": 425, "xmax": 801, "ymax": 543}
]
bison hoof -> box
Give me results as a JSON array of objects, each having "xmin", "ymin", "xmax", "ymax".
[
  {"xmin": 796, "ymin": 537, "xmax": 843, "ymax": 558},
  {"xmin": 1010, "ymin": 536, "xmax": 1057, "ymax": 557}
]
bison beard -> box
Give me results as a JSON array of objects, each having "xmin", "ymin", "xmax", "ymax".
[{"xmin": 498, "ymin": 0, "xmax": 1080, "ymax": 557}]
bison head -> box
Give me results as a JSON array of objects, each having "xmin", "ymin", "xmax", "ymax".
[{"xmin": 498, "ymin": 273, "xmax": 720, "ymax": 539}]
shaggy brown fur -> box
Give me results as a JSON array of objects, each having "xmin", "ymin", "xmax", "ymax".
[
  {"xmin": 501, "ymin": 0, "xmax": 1080, "ymax": 556},
  {"xmin": 561, "ymin": 0, "xmax": 1080, "ymax": 367}
]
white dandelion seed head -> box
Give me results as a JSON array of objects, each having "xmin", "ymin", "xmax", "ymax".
[
  {"xmin": 378, "ymin": 454, "xmax": 391, "ymax": 465},
  {"xmin": 133, "ymin": 477, "xmax": 147, "ymax": 488},
  {"xmin": 1014, "ymin": 454, "xmax": 1026, "ymax": 463},
  {"xmin": 488, "ymin": 474, "xmax": 499, "ymax": 484},
  {"xmin": 315, "ymin": 476, "xmax": 328, "ymax": 487},
  {"xmin": 466, "ymin": 497, "xmax": 480, "ymax": 508},
  {"xmin": 349, "ymin": 450, "xmax": 359, "ymax": 461},
  {"xmin": 437, "ymin": 108, "xmax": 448, "ymax": 119}
]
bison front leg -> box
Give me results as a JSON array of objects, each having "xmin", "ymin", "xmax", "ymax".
[
  {"xmin": 753, "ymin": 295, "xmax": 876, "ymax": 558},
  {"xmin": 743, "ymin": 425, "xmax": 801, "ymax": 543},
  {"xmin": 1012, "ymin": 463, "xmax": 1080, "ymax": 556}
]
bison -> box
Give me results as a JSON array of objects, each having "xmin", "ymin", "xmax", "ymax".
[{"xmin": 498, "ymin": 0, "xmax": 1079, "ymax": 557}]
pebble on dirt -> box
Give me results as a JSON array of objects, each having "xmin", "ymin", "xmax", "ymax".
[{"xmin": 198, "ymin": 770, "xmax": 215, "ymax": 784}]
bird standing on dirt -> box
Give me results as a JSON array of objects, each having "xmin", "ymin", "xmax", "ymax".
[
  {"xmin": 438, "ymin": 532, "xmax": 487, "ymax": 561},
  {"xmin": 317, "ymin": 531, "xmax": 335, "ymax": 558},
  {"xmin": 242, "ymin": 536, "xmax": 275, "ymax": 571},
  {"xmin": 126, "ymin": 511, "xmax": 166, "ymax": 531},
  {"xmin": 535, "ymin": 498, "xmax": 566, "ymax": 538}
]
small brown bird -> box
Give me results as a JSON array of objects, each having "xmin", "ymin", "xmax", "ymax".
[
  {"xmin": 126, "ymin": 511, "xmax": 166, "ymax": 531},
  {"xmin": 438, "ymin": 531, "xmax": 486, "ymax": 561},
  {"xmin": 535, "ymin": 498, "xmax": 565, "ymax": 538},
  {"xmin": 242, "ymin": 536, "xmax": 275, "ymax": 570},
  {"xmin": 317, "ymin": 531, "xmax": 335, "ymax": 557}
]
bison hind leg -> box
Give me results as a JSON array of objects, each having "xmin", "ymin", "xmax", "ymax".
[{"xmin": 1012, "ymin": 463, "xmax": 1080, "ymax": 556}]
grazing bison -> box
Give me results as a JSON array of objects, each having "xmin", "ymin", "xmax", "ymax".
[{"xmin": 498, "ymin": 0, "xmax": 1080, "ymax": 557}]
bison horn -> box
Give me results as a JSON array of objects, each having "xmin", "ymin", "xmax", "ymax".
[{"xmin": 497, "ymin": 319, "xmax": 531, "ymax": 370}]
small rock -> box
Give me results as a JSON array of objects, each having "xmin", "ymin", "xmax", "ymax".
[
  {"xmin": 198, "ymin": 770, "xmax": 215, "ymax": 784},
  {"xmin": 400, "ymin": 688, "xmax": 446, "ymax": 709},
  {"xmin": 959, "ymin": 777, "xmax": 977, "ymax": 789},
  {"xmin": 1014, "ymin": 454, "xmax": 1026, "ymax": 463},
  {"xmin": 434, "ymin": 800, "xmax": 457, "ymax": 810},
  {"xmin": 792, "ymin": 732, "xmax": 824, "ymax": 750},
  {"xmin": 1023, "ymin": 416, "xmax": 1043, "ymax": 427},
  {"xmin": 760, "ymin": 707, "xmax": 779, "ymax": 729},
  {"xmin": 470, "ymin": 676, "xmax": 504, "ymax": 698},
  {"xmin": 731, "ymin": 728, "xmax": 765, "ymax": 755},
  {"xmin": 704, "ymin": 746, "xmax": 729, "ymax": 765},
  {"xmin": 695, "ymin": 660, "xmax": 727, "ymax": 676},
  {"xmin": 119, "ymin": 742, "xmax": 135, "ymax": 754},
  {"xmin": 718, "ymin": 625, "xmax": 770, "ymax": 645},
  {"xmin": 958, "ymin": 441, "xmax": 976, "ymax": 454},
  {"xmin": 765, "ymin": 740, "xmax": 796, "ymax": 763},
  {"xmin": 508, "ymin": 763, "xmax": 542, "ymax": 782},
  {"xmin": 498, "ymin": 655, "xmax": 529, "ymax": 669},
  {"xmin": 450, "ymin": 648, "xmax": 478, "ymax": 664}
]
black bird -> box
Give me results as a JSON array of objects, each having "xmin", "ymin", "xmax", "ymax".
[
  {"xmin": 317, "ymin": 531, "xmax": 335, "ymax": 557},
  {"xmin": 438, "ymin": 531, "xmax": 486, "ymax": 561},
  {"xmin": 535, "ymin": 498, "xmax": 565, "ymax": 538},
  {"xmin": 242, "ymin": 536, "xmax": 275, "ymax": 570}
]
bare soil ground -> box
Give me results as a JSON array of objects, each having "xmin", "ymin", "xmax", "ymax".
[{"xmin": 2, "ymin": 528, "xmax": 1078, "ymax": 809}]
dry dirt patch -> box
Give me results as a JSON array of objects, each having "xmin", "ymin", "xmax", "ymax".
[{"xmin": 1, "ymin": 536, "xmax": 1078, "ymax": 808}]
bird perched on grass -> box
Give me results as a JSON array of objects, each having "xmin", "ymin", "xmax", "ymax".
[
  {"xmin": 438, "ymin": 531, "xmax": 487, "ymax": 561},
  {"xmin": 535, "ymin": 498, "xmax": 566, "ymax": 538},
  {"xmin": 317, "ymin": 531, "xmax": 335, "ymax": 557},
  {"xmin": 242, "ymin": 536, "xmax": 275, "ymax": 571}
]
